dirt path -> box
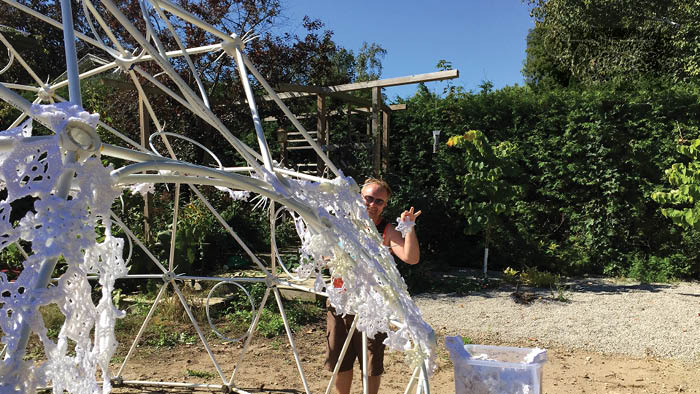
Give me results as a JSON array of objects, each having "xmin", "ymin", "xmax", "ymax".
[{"xmin": 110, "ymin": 321, "xmax": 700, "ymax": 394}]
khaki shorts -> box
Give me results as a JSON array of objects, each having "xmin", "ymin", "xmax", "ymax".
[{"xmin": 324, "ymin": 301, "xmax": 387, "ymax": 376}]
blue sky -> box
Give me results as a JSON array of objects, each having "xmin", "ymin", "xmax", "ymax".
[{"xmin": 281, "ymin": 1, "xmax": 535, "ymax": 101}]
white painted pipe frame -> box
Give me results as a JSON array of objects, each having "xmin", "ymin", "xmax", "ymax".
[{"xmin": 0, "ymin": 1, "xmax": 433, "ymax": 392}]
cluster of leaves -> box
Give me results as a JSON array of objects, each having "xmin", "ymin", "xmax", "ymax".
[
  {"xmin": 442, "ymin": 129, "xmax": 522, "ymax": 237},
  {"xmin": 652, "ymin": 138, "xmax": 700, "ymax": 229}
]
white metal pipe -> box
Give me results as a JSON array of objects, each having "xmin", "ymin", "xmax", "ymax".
[
  {"xmin": 0, "ymin": 49, "xmax": 13, "ymax": 74},
  {"xmin": 81, "ymin": 0, "xmax": 126, "ymax": 55},
  {"xmin": 188, "ymin": 185, "xmax": 272, "ymax": 274},
  {"xmin": 148, "ymin": 0, "xmax": 232, "ymax": 42},
  {"xmin": 419, "ymin": 361, "xmax": 431, "ymax": 394},
  {"xmin": 138, "ymin": 0, "xmax": 171, "ymax": 66},
  {"xmin": 59, "ymin": 0, "xmax": 81, "ymax": 104},
  {"xmin": 116, "ymin": 283, "xmax": 169, "ymax": 377},
  {"xmin": 108, "ymin": 43, "xmax": 224, "ymax": 66},
  {"xmin": 240, "ymin": 51, "xmax": 342, "ymax": 178},
  {"xmin": 0, "ymin": 86, "xmax": 52, "ymax": 134},
  {"xmin": 101, "ymin": 144, "xmax": 168, "ymax": 163},
  {"xmin": 234, "ymin": 47, "xmax": 274, "ymax": 172},
  {"xmin": 229, "ymin": 287, "xmax": 271, "ymax": 386},
  {"xmin": 205, "ymin": 280, "xmax": 255, "ymax": 343},
  {"xmin": 0, "ymin": 0, "xmax": 104, "ymax": 48},
  {"xmin": 222, "ymin": 165, "xmax": 333, "ymax": 183},
  {"xmin": 149, "ymin": 131, "xmax": 223, "ymax": 168},
  {"xmin": 171, "ymin": 280, "xmax": 228, "ymax": 384},
  {"xmin": 115, "ymin": 380, "xmax": 226, "ymax": 391},
  {"xmin": 151, "ymin": 3, "xmax": 210, "ymax": 108},
  {"xmin": 270, "ymin": 202, "xmax": 276, "ymax": 272},
  {"xmin": 131, "ymin": 65, "xmax": 264, "ymax": 166},
  {"xmin": 0, "ymin": 81, "xmax": 38, "ymax": 121},
  {"xmin": 403, "ymin": 367, "xmax": 420, "ymax": 394},
  {"xmin": 167, "ymin": 183, "xmax": 181, "ymax": 271},
  {"xmin": 110, "ymin": 212, "xmax": 170, "ymax": 275},
  {"xmin": 0, "ymin": 137, "xmax": 15, "ymax": 152},
  {"xmin": 99, "ymin": 0, "xmax": 263, "ymax": 172},
  {"xmin": 115, "ymin": 173, "xmax": 325, "ymax": 232},
  {"xmin": 0, "ymin": 33, "xmax": 43, "ymax": 85},
  {"xmin": 111, "ymin": 161, "xmax": 274, "ymax": 201},
  {"xmin": 118, "ymin": 274, "xmax": 170, "ymax": 279},
  {"xmin": 325, "ymin": 315, "xmax": 358, "ymax": 394},
  {"xmin": 272, "ymin": 287, "xmax": 311, "ymax": 394},
  {"xmin": 0, "ymin": 83, "xmax": 41, "ymax": 92},
  {"xmin": 8, "ymin": 97, "xmax": 39, "ymax": 129},
  {"xmin": 120, "ymin": 274, "xmax": 266, "ymax": 283},
  {"xmin": 50, "ymin": 62, "xmax": 120, "ymax": 91},
  {"xmin": 274, "ymin": 279, "xmax": 328, "ymax": 298}
]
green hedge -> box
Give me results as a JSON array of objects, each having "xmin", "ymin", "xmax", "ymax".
[{"xmin": 388, "ymin": 79, "xmax": 700, "ymax": 279}]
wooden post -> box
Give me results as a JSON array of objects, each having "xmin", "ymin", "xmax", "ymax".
[
  {"xmin": 382, "ymin": 110, "xmax": 390, "ymax": 174},
  {"xmin": 371, "ymin": 87, "xmax": 381, "ymax": 176},
  {"xmin": 139, "ymin": 95, "xmax": 153, "ymax": 244},
  {"xmin": 317, "ymin": 94, "xmax": 327, "ymax": 175}
]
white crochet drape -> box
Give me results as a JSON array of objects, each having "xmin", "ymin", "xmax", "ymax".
[
  {"xmin": 0, "ymin": 104, "xmax": 127, "ymax": 394},
  {"xmin": 280, "ymin": 177, "xmax": 436, "ymax": 373}
]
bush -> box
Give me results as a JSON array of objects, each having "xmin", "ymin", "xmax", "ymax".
[{"xmin": 626, "ymin": 254, "xmax": 691, "ymax": 283}]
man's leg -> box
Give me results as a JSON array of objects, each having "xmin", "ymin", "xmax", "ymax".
[
  {"xmin": 365, "ymin": 332, "xmax": 386, "ymax": 394},
  {"xmin": 335, "ymin": 369, "xmax": 353, "ymax": 394},
  {"xmin": 368, "ymin": 375, "xmax": 381, "ymax": 394}
]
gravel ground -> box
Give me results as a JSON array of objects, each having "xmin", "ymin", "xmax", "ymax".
[{"xmin": 414, "ymin": 276, "xmax": 700, "ymax": 362}]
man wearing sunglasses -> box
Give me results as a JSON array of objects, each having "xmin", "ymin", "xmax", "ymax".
[{"xmin": 325, "ymin": 178, "xmax": 422, "ymax": 394}]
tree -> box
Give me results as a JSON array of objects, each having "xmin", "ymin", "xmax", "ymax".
[
  {"xmin": 442, "ymin": 130, "xmax": 523, "ymax": 276},
  {"xmin": 524, "ymin": 0, "xmax": 700, "ymax": 86}
]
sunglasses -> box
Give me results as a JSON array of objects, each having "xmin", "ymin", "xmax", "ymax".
[{"xmin": 362, "ymin": 195, "xmax": 386, "ymax": 206}]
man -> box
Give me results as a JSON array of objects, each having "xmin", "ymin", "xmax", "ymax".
[{"xmin": 324, "ymin": 178, "xmax": 422, "ymax": 394}]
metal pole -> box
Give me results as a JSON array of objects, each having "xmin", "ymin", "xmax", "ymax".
[
  {"xmin": 60, "ymin": 0, "xmax": 81, "ymax": 104},
  {"xmin": 272, "ymin": 287, "xmax": 311, "ymax": 394},
  {"xmin": 325, "ymin": 315, "xmax": 358, "ymax": 394}
]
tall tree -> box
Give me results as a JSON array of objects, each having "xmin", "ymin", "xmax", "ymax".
[{"xmin": 524, "ymin": 0, "xmax": 700, "ymax": 86}]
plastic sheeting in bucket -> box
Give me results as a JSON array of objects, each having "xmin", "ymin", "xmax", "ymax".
[{"xmin": 445, "ymin": 336, "xmax": 547, "ymax": 394}]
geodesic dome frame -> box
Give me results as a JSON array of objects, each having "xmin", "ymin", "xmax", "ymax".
[{"xmin": 0, "ymin": 0, "xmax": 435, "ymax": 393}]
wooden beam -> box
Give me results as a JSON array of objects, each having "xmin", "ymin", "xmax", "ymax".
[
  {"xmin": 261, "ymin": 70, "xmax": 458, "ymax": 101},
  {"xmin": 352, "ymin": 103, "xmax": 407, "ymax": 113},
  {"xmin": 276, "ymin": 82, "xmax": 406, "ymax": 114},
  {"xmin": 277, "ymin": 83, "xmax": 373, "ymax": 108},
  {"xmin": 324, "ymin": 70, "xmax": 459, "ymax": 92},
  {"xmin": 317, "ymin": 95, "xmax": 327, "ymax": 175},
  {"xmin": 382, "ymin": 110, "xmax": 390, "ymax": 174},
  {"xmin": 261, "ymin": 104, "xmax": 406, "ymax": 122}
]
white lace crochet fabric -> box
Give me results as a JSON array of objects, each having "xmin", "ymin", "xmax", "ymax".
[
  {"xmin": 278, "ymin": 175, "xmax": 437, "ymax": 373},
  {"xmin": 0, "ymin": 102, "xmax": 435, "ymax": 392},
  {"xmin": 394, "ymin": 217, "xmax": 415, "ymax": 238},
  {"xmin": 0, "ymin": 105, "xmax": 127, "ymax": 394}
]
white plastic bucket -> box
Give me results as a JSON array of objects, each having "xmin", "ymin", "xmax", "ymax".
[{"xmin": 445, "ymin": 336, "xmax": 547, "ymax": 394}]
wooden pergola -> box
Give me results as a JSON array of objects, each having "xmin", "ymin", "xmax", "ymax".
[{"xmin": 267, "ymin": 69, "xmax": 459, "ymax": 176}]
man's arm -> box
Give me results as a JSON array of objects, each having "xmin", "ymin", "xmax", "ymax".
[{"xmin": 386, "ymin": 207, "xmax": 421, "ymax": 265}]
